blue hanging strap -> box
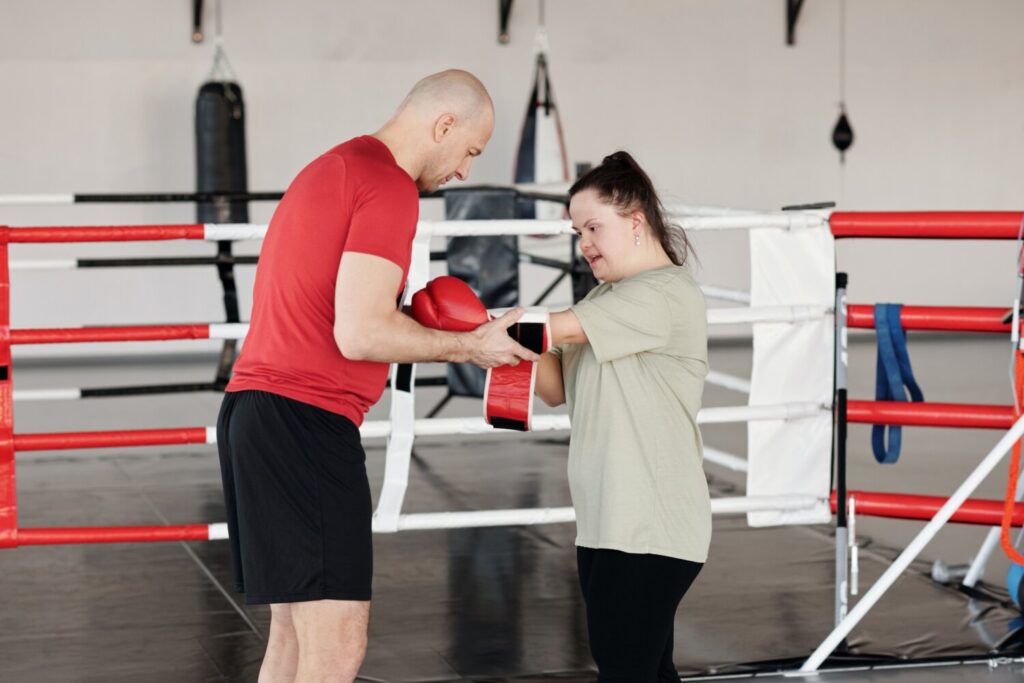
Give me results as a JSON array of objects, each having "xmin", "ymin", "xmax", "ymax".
[
  {"xmin": 871, "ymin": 304, "xmax": 925, "ymax": 464},
  {"xmin": 885, "ymin": 304, "xmax": 924, "ymax": 403}
]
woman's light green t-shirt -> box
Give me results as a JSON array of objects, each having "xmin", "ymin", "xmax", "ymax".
[{"xmin": 554, "ymin": 265, "xmax": 711, "ymax": 562}]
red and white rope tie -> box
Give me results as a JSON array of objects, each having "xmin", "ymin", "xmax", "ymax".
[
  {"xmin": 11, "ymin": 323, "xmax": 248, "ymax": 345},
  {"xmin": 17, "ymin": 524, "xmax": 225, "ymax": 546}
]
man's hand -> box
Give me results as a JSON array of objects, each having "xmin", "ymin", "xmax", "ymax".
[{"xmin": 465, "ymin": 308, "xmax": 540, "ymax": 368}]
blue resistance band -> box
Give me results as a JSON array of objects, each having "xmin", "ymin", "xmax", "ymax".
[{"xmin": 872, "ymin": 304, "xmax": 925, "ymax": 464}]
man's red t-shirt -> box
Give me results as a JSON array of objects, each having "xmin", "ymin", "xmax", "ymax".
[{"xmin": 227, "ymin": 136, "xmax": 419, "ymax": 426}]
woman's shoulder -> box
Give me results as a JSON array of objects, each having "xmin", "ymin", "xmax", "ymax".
[
  {"xmin": 623, "ymin": 265, "xmax": 700, "ymax": 294},
  {"xmin": 582, "ymin": 266, "xmax": 701, "ymax": 303},
  {"xmin": 581, "ymin": 281, "xmax": 613, "ymax": 301}
]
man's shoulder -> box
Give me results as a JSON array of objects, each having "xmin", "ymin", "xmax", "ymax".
[
  {"xmin": 283, "ymin": 140, "xmax": 409, "ymax": 205},
  {"xmin": 328, "ymin": 137, "xmax": 412, "ymax": 184}
]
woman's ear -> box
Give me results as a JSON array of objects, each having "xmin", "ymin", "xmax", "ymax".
[{"xmin": 632, "ymin": 211, "xmax": 646, "ymax": 231}]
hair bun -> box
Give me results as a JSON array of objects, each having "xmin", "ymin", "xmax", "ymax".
[{"xmin": 603, "ymin": 151, "xmax": 637, "ymax": 168}]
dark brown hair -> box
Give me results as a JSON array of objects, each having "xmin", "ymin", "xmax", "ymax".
[{"xmin": 568, "ymin": 151, "xmax": 693, "ymax": 266}]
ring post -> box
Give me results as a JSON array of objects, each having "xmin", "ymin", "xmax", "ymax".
[
  {"xmin": 833, "ymin": 273, "xmax": 849, "ymax": 627},
  {"xmin": 0, "ymin": 227, "xmax": 15, "ymax": 548}
]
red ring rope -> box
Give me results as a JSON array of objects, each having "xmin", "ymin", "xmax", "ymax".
[
  {"xmin": 17, "ymin": 525, "xmax": 211, "ymax": 545},
  {"xmin": 14, "ymin": 428, "xmax": 208, "ymax": 452},
  {"xmin": 12, "ymin": 325, "xmax": 212, "ymax": 345},
  {"xmin": 847, "ymin": 305, "xmax": 1012, "ymax": 334},
  {"xmin": 831, "ymin": 490, "xmax": 1024, "ymax": 526},
  {"xmin": 847, "ymin": 401, "xmax": 1014, "ymax": 429},
  {"xmin": 7, "ymin": 225, "xmax": 206, "ymax": 243},
  {"xmin": 830, "ymin": 212, "xmax": 1024, "ymax": 239}
]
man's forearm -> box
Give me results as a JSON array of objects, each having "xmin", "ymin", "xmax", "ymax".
[{"xmin": 337, "ymin": 309, "xmax": 475, "ymax": 364}]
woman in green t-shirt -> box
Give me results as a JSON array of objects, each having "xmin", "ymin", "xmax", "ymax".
[{"xmin": 541, "ymin": 152, "xmax": 711, "ymax": 682}]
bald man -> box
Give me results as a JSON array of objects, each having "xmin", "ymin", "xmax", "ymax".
[{"xmin": 218, "ymin": 70, "xmax": 537, "ymax": 682}]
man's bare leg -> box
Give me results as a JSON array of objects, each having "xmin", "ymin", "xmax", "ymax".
[
  {"xmin": 291, "ymin": 599, "xmax": 371, "ymax": 683},
  {"xmin": 259, "ymin": 603, "xmax": 300, "ymax": 683}
]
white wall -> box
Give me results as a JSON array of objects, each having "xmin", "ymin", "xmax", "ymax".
[{"xmin": 1, "ymin": 0, "xmax": 1022, "ymax": 355}]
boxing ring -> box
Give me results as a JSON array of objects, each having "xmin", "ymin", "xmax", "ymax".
[{"xmin": 1, "ymin": 205, "xmax": 1023, "ymax": 675}]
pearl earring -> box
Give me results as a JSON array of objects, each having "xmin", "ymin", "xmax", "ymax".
[{"xmin": 634, "ymin": 233, "xmax": 641, "ymax": 247}]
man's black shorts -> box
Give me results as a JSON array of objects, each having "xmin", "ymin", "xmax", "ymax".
[{"xmin": 217, "ymin": 390, "xmax": 372, "ymax": 604}]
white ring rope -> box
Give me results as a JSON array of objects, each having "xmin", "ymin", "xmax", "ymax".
[
  {"xmin": 378, "ymin": 495, "xmax": 821, "ymax": 532},
  {"xmin": 665, "ymin": 203, "xmax": 763, "ymax": 217},
  {"xmin": 9, "ymin": 259, "xmax": 79, "ymax": 271},
  {"xmin": 699, "ymin": 285, "xmax": 751, "ymax": 304},
  {"xmin": 8, "ymin": 256, "xmax": 754, "ymax": 307},
  {"xmin": 12, "ymin": 388, "xmax": 82, "ymax": 401},
  {"xmin": 12, "ymin": 369, "xmax": 753, "ymax": 403},
  {"xmin": 703, "ymin": 446, "xmax": 749, "ymax": 472},
  {"xmin": 204, "ymin": 495, "xmax": 819, "ymax": 535},
  {"xmin": 705, "ymin": 371, "xmax": 752, "ymax": 394},
  {"xmin": 679, "ymin": 213, "xmax": 829, "ymax": 232},
  {"xmin": 7, "ymin": 304, "xmax": 826, "ymax": 356},
  {"xmin": 201, "ymin": 217, "xmax": 829, "ymax": 241},
  {"xmin": 355, "ymin": 401, "xmax": 824, "ymax": 441},
  {"xmin": 707, "ymin": 305, "xmax": 830, "ymax": 325},
  {"xmin": 0, "ymin": 191, "xmax": 804, "ymax": 226},
  {"xmin": 0, "ymin": 216, "xmax": 830, "ymax": 244},
  {"xmin": 0, "ymin": 193, "xmax": 76, "ymax": 205},
  {"xmin": 189, "ymin": 401, "xmax": 821, "ymax": 445}
]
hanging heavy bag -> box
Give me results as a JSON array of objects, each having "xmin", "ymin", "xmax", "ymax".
[
  {"xmin": 195, "ymin": 80, "xmax": 249, "ymax": 386},
  {"xmin": 196, "ymin": 80, "xmax": 248, "ymax": 224}
]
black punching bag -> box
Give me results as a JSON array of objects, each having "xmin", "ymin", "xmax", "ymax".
[
  {"xmin": 196, "ymin": 81, "xmax": 249, "ymax": 223},
  {"xmin": 195, "ymin": 80, "xmax": 248, "ymax": 386}
]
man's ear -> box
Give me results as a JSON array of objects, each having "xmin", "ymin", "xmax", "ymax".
[{"xmin": 434, "ymin": 113, "xmax": 457, "ymax": 142}]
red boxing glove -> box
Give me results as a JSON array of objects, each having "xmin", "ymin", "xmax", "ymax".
[
  {"xmin": 410, "ymin": 276, "xmax": 489, "ymax": 331},
  {"xmin": 485, "ymin": 361, "xmax": 537, "ymax": 432}
]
